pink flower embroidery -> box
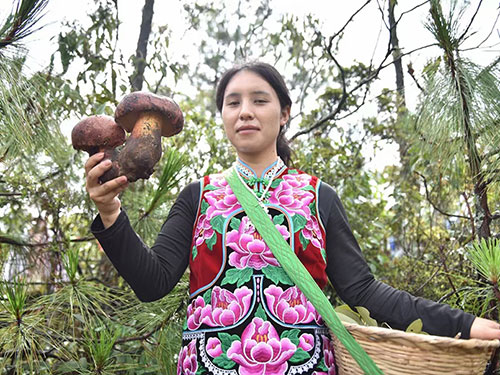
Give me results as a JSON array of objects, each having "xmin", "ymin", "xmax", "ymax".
[
  {"xmin": 269, "ymin": 180, "xmax": 313, "ymax": 218},
  {"xmin": 282, "ymin": 174, "xmax": 312, "ymax": 189},
  {"xmin": 322, "ymin": 335, "xmax": 336, "ymax": 375},
  {"xmin": 205, "ymin": 183, "xmax": 241, "ymax": 219},
  {"xmin": 264, "ymin": 285, "xmax": 317, "ymax": 324},
  {"xmin": 177, "ymin": 339, "xmax": 198, "ymax": 375},
  {"xmin": 193, "ymin": 214, "xmax": 214, "ymax": 247},
  {"xmin": 208, "ymin": 174, "xmax": 228, "ymax": 188},
  {"xmin": 206, "ymin": 337, "xmax": 222, "ymax": 358},
  {"xmin": 227, "ymin": 216, "xmax": 289, "ymax": 270},
  {"xmin": 227, "ymin": 317, "xmax": 296, "ymax": 375},
  {"xmin": 186, "ymin": 296, "xmax": 211, "ymax": 330},
  {"xmin": 299, "ymin": 333, "xmax": 314, "ymax": 352},
  {"xmin": 204, "ymin": 286, "xmax": 253, "ymax": 327},
  {"xmin": 301, "ymin": 215, "xmax": 324, "ymax": 250}
]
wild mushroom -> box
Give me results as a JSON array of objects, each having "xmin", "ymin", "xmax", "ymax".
[
  {"xmin": 71, "ymin": 115, "xmax": 126, "ymax": 183},
  {"xmin": 114, "ymin": 91, "xmax": 184, "ymax": 182}
]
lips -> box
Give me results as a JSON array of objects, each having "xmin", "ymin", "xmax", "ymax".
[{"xmin": 236, "ymin": 125, "xmax": 260, "ymax": 133}]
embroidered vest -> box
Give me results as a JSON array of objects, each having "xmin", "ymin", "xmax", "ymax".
[{"xmin": 177, "ymin": 163, "xmax": 336, "ymax": 375}]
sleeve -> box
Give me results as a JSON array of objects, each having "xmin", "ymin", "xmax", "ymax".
[
  {"xmin": 91, "ymin": 181, "xmax": 201, "ymax": 302},
  {"xmin": 318, "ymin": 181, "xmax": 476, "ymax": 339}
]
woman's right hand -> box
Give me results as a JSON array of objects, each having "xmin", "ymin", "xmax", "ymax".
[{"xmin": 85, "ymin": 152, "xmax": 129, "ymax": 228}]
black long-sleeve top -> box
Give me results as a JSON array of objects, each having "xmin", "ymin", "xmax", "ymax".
[{"xmin": 91, "ymin": 180, "xmax": 475, "ymax": 338}]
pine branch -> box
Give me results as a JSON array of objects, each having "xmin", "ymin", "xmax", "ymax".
[
  {"xmin": 0, "ymin": 0, "xmax": 49, "ymax": 51},
  {"xmin": 457, "ymin": 0, "xmax": 483, "ymax": 43}
]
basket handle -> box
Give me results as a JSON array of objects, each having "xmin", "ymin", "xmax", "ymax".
[{"xmin": 226, "ymin": 168, "xmax": 383, "ymax": 375}]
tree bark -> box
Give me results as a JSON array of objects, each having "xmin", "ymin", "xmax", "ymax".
[
  {"xmin": 388, "ymin": 0, "xmax": 405, "ymax": 103},
  {"xmin": 130, "ymin": 0, "xmax": 155, "ymax": 91}
]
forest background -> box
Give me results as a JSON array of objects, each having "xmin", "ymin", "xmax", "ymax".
[{"xmin": 0, "ymin": 0, "xmax": 500, "ymax": 373}]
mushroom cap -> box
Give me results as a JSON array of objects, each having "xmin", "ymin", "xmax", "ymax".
[
  {"xmin": 71, "ymin": 115, "xmax": 126, "ymax": 154},
  {"xmin": 114, "ymin": 91, "xmax": 184, "ymax": 137}
]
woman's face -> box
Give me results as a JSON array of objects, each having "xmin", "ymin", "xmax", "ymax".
[{"xmin": 221, "ymin": 70, "xmax": 290, "ymax": 161}]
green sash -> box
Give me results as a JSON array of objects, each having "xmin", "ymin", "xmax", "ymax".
[{"xmin": 225, "ymin": 168, "xmax": 383, "ymax": 375}]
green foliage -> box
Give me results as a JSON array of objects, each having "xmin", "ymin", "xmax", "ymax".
[
  {"xmin": 467, "ymin": 238, "xmax": 500, "ymax": 284},
  {"xmin": 0, "ymin": 58, "xmax": 68, "ymax": 160}
]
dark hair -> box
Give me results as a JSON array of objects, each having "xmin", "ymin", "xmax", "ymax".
[{"xmin": 215, "ymin": 62, "xmax": 293, "ymax": 166}]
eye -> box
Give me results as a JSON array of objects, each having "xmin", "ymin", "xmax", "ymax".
[
  {"xmin": 226, "ymin": 100, "xmax": 239, "ymax": 106},
  {"xmin": 255, "ymin": 99, "xmax": 268, "ymax": 104}
]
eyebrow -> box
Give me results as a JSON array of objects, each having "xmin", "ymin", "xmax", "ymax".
[{"xmin": 224, "ymin": 90, "xmax": 272, "ymax": 99}]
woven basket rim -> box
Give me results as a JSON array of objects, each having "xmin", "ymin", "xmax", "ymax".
[{"xmin": 339, "ymin": 322, "xmax": 500, "ymax": 350}]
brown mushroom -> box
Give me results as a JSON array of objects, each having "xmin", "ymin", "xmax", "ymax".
[
  {"xmin": 71, "ymin": 115, "xmax": 125, "ymax": 183},
  {"xmin": 114, "ymin": 91, "xmax": 184, "ymax": 182}
]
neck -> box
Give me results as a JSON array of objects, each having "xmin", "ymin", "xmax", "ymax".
[{"xmin": 237, "ymin": 152, "xmax": 279, "ymax": 178}]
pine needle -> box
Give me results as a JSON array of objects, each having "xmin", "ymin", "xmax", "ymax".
[{"xmin": 0, "ymin": 0, "xmax": 49, "ymax": 52}]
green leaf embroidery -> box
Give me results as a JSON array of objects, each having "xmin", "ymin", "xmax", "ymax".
[
  {"xmin": 292, "ymin": 214, "xmax": 307, "ymax": 232},
  {"xmin": 299, "ymin": 231, "xmax": 309, "ymax": 250},
  {"xmin": 271, "ymin": 178, "xmax": 283, "ymax": 188},
  {"xmin": 237, "ymin": 268, "xmax": 253, "ymax": 287},
  {"xmin": 301, "ymin": 185, "xmax": 316, "ymax": 192},
  {"xmin": 196, "ymin": 363, "xmax": 209, "ymax": 374},
  {"xmin": 210, "ymin": 215, "xmax": 225, "ymax": 234},
  {"xmin": 192, "ymin": 246, "xmax": 198, "ymax": 261},
  {"xmin": 317, "ymin": 360, "xmax": 329, "ymax": 371},
  {"xmin": 221, "ymin": 268, "xmax": 253, "ymax": 286},
  {"xmin": 202, "ymin": 289, "xmax": 212, "ymax": 305},
  {"xmin": 309, "ymin": 202, "xmax": 317, "ymax": 216},
  {"xmin": 280, "ymin": 328, "xmax": 300, "ymax": 345},
  {"xmin": 273, "ymin": 214, "xmax": 285, "ymax": 225},
  {"xmin": 200, "ymin": 200, "xmax": 209, "ymax": 215},
  {"xmin": 321, "ymin": 248, "xmax": 327, "ymax": 263},
  {"xmin": 288, "ymin": 169, "xmax": 298, "ymax": 174},
  {"xmin": 230, "ymin": 217, "xmax": 241, "ymax": 231},
  {"xmin": 289, "ymin": 347, "xmax": 311, "ymax": 363},
  {"xmin": 204, "ymin": 184, "xmax": 219, "ymax": 191},
  {"xmin": 255, "ymin": 304, "xmax": 267, "ymax": 321},
  {"xmin": 213, "ymin": 353, "xmax": 236, "ymax": 369},
  {"xmin": 206, "ymin": 232, "xmax": 216, "ymax": 251},
  {"xmin": 218, "ymin": 332, "xmax": 240, "ymax": 353},
  {"xmin": 262, "ymin": 266, "xmax": 293, "ymax": 285}
]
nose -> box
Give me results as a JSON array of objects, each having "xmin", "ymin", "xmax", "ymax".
[{"xmin": 239, "ymin": 100, "xmax": 254, "ymax": 121}]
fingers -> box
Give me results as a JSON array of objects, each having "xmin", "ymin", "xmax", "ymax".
[
  {"xmin": 84, "ymin": 152, "xmax": 105, "ymax": 176},
  {"xmin": 470, "ymin": 317, "xmax": 500, "ymax": 340},
  {"xmin": 86, "ymin": 156, "xmax": 114, "ymax": 186},
  {"xmin": 84, "ymin": 152, "xmax": 128, "ymax": 204},
  {"xmin": 88, "ymin": 175, "xmax": 128, "ymax": 202}
]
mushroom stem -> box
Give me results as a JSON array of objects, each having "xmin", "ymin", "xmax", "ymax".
[{"xmin": 117, "ymin": 111, "xmax": 163, "ymax": 182}]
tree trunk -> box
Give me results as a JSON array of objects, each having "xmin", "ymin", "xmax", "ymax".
[
  {"xmin": 130, "ymin": 0, "xmax": 155, "ymax": 91},
  {"xmin": 388, "ymin": 0, "xmax": 405, "ymax": 103},
  {"xmin": 387, "ymin": 0, "xmax": 412, "ymax": 167}
]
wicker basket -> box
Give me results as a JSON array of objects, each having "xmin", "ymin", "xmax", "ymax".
[{"xmin": 332, "ymin": 323, "xmax": 500, "ymax": 375}]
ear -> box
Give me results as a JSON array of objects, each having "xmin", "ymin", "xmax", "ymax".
[{"xmin": 280, "ymin": 106, "xmax": 291, "ymax": 126}]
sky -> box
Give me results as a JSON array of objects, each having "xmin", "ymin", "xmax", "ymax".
[{"xmin": 1, "ymin": 0, "xmax": 499, "ymax": 171}]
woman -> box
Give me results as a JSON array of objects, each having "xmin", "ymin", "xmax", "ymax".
[{"xmin": 86, "ymin": 62, "xmax": 500, "ymax": 374}]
